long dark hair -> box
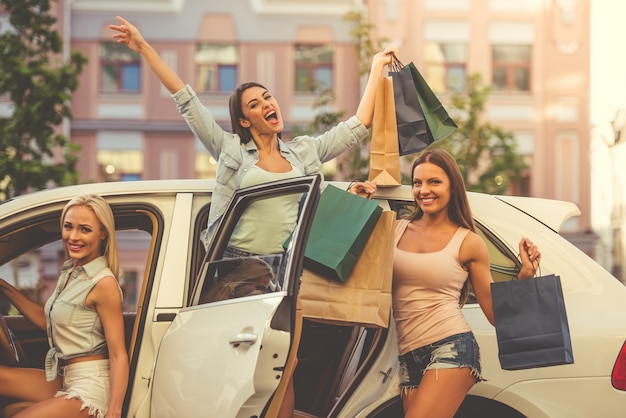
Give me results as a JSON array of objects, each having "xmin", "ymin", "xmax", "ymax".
[
  {"xmin": 228, "ymin": 81, "xmax": 268, "ymax": 144},
  {"xmin": 407, "ymin": 149, "xmax": 475, "ymax": 305}
]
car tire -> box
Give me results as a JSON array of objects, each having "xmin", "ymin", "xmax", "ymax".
[
  {"xmin": 365, "ymin": 395, "xmax": 525, "ymax": 418},
  {"xmin": 455, "ymin": 396, "xmax": 526, "ymax": 418}
]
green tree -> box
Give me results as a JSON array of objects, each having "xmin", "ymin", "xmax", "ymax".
[
  {"xmin": 291, "ymin": 88, "xmax": 347, "ymax": 179},
  {"xmin": 336, "ymin": 8, "xmax": 389, "ymax": 181},
  {"xmin": 343, "ymin": 9, "xmax": 382, "ymax": 77},
  {"xmin": 430, "ymin": 73, "xmax": 527, "ymax": 195},
  {"xmin": 292, "ymin": 9, "xmax": 389, "ymax": 181},
  {"xmin": 292, "ymin": 88, "xmax": 346, "ymax": 138},
  {"xmin": 0, "ymin": 0, "xmax": 86, "ymax": 201}
]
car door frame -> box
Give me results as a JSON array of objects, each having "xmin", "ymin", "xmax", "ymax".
[{"xmin": 149, "ymin": 175, "xmax": 321, "ymax": 417}]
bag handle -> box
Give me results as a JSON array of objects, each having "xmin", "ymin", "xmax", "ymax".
[
  {"xmin": 388, "ymin": 52, "xmax": 403, "ymax": 72},
  {"xmin": 514, "ymin": 253, "xmax": 541, "ymax": 279}
]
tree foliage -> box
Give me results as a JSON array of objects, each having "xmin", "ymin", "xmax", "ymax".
[
  {"xmin": 0, "ymin": 0, "xmax": 86, "ymax": 201},
  {"xmin": 335, "ymin": 8, "xmax": 389, "ymax": 181},
  {"xmin": 292, "ymin": 88, "xmax": 346, "ymax": 138},
  {"xmin": 431, "ymin": 73, "xmax": 527, "ymax": 194},
  {"xmin": 343, "ymin": 9, "xmax": 387, "ymax": 77},
  {"xmin": 294, "ymin": 9, "xmax": 392, "ymax": 181},
  {"xmin": 291, "ymin": 88, "xmax": 347, "ymax": 179}
]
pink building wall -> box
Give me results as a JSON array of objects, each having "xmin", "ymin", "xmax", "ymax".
[
  {"xmin": 0, "ymin": 0, "xmax": 595, "ymax": 252},
  {"xmin": 368, "ymin": 0, "xmax": 591, "ymax": 243}
]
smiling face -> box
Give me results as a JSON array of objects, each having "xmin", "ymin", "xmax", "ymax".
[
  {"xmin": 412, "ymin": 161, "xmax": 452, "ymax": 216},
  {"xmin": 238, "ymin": 86, "xmax": 283, "ymax": 137},
  {"xmin": 62, "ymin": 204, "xmax": 106, "ymax": 267}
]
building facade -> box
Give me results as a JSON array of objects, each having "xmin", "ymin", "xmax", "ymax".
[
  {"xmin": 65, "ymin": 0, "xmax": 365, "ymax": 183},
  {"xmin": 1, "ymin": 0, "xmax": 596, "ymax": 256},
  {"xmin": 367, "ymin": 0, "xmax": 593, "ymax": 252},
  {"xmin": 591, "ymin": 109, "xmax": 626, "ymax": 283}
]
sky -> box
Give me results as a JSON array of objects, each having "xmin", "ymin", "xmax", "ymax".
[{"xmin": 589, "ymin": 1, "xmax": 626, "ymax": 126}]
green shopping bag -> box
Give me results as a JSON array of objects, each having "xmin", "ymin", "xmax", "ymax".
[
  {"xmin": 304, "ymin": 185, "xmax": 383, "ymax": 282},
  {"xmin": 389, "ymin": 53, "xmax": 457, "ymax": 156},
  {"xmin": 408, "ymin": 62, "xmax": 458, "ymax": 142}
]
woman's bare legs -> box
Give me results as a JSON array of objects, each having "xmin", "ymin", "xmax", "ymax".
[
  {"xmin": 0, "ymin": 365, "xmax": 97, "ymax": 418},
  {"xmin": 0, "ymin": 365, "xmax": 60, "ymax": 402},
  {"xmin": 13, "ymin": 397, "xmax": 91, "ymax": 418},
  {"xmin": 402, "ymin": 368, "xmax": 476, "ymax": 418}
]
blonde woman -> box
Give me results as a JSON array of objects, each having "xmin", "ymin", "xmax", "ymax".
[{"xmin": 0, "ymin": 194, "xmax": 128, "ymax": 418}]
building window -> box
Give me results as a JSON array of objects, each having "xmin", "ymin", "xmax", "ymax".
[
  {"xmin": 100, "ymin": 43, "xmax": 141, "ymax": 93},
  {"xmin": 97, "ymin": 150, "xmax": 144, "ymax": 181},
  {"xmin": 195, "ymin": 151, "xmax": 217, "ymax": 179},
  {"xmin": 424, "ymin": 42, "xmax": 467, "ymax": 92},
  {"xmin": 294, "ymin": 44, "xmax": 333, "ymax": 93},
  {"xmin": 492, "ymin": 45, "xmax": 531, "ymax": 92},
  {"xmin": 195, "ymin": 44, "xmax": 238, "ymax": 93}
]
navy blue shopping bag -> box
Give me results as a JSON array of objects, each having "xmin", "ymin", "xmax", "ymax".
[{"xmin": 491, "ymin": 274, "xmax": 574, "ymax": 370}]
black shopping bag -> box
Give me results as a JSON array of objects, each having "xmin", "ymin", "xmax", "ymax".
[
  {"xmin": 389, "ymin": 55, "xmax": 457, "ymax": 156},
  {"xmin": 491, "ymin": 274, "xmax": 574, "ymax": 370},
  {"xmin": 390, "ymin": 62, "xmax": 430, "ymax": 156},
  {"xmin": 303, "ymin": 185, "xmax": 382, "ymax": 283}
]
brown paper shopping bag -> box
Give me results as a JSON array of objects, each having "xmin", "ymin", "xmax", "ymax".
[
  {"xmin": 368, "ymin": 76, "xmax": 402, "ymax": 187},
  {"xmin": 299, "ymin": 210, "xmax": 395, "ymax": 328}
]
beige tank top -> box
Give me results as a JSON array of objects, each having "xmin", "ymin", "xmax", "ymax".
[{"xmin": 392, "ymin": 219, "xmax": 471, "ymax": 355}]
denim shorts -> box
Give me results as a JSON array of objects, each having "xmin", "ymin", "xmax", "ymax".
[
  {"xmin": 56, "ymin": 359, "xmax": 110, "ymax": 418},
  {"xmin": 398, "ymin": 331, "xmax": 484, "ymax": 389}
]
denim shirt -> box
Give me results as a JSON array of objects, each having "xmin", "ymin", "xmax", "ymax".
[
  {"xmin": 43, "ymin": 256, "xmax": 121, "ymax": 381},
  {"xmin": 172, "ymin": 85, "xmax": 370, "ymax": 246}
]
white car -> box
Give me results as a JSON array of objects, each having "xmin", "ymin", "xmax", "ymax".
[{"xmin": 0, "ymin": 175, "xmax": 625, "ymax": 418}]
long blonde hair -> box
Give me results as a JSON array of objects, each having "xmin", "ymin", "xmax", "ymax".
[{"xmin": 60, "ymin": 194, "xmax": 119, "ymax": 278}]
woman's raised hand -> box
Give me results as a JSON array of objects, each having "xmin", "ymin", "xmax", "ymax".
[
  {"xmin": 370, "ymin": 47, "xmax": 399, "ymax": 74},
  {"xmin": 108, "ymin": 16, "xmax": 146, "ymax": 53}
]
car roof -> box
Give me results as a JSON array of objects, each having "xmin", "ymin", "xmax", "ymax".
[
  {"xmin": 1, "ymin": 179, "xmax": 579, "ymax": 233},
  {"xmin": 0, "ymin": 179, "xmax": 215, "ymax": 213},
  {"xmin": 493, "ymin": 194, "xmax": 580, "ymax": 232},
  {"xmin": 331, "ymin": 182, "xmax": 580, "ymax": 233}
]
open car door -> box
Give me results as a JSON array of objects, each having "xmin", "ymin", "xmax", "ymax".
[{"xmin": 150, "ymin": 175, "xmax": 321, "ymax": 417}]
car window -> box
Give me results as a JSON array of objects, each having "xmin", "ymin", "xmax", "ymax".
[
  {"xmin": 197, "ymin": 256, "xmax": 281, "ymax": 303},
  {"xmin": 0, "ymin": 207, "xmax": 155, "ymax": 315},
  {"xmin": 192, "ymin": 186, "xmax": 308, "ymax": 306}
]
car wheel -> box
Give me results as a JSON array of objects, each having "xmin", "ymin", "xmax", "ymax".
[
  {"xmin": 366, "ymin": 397, "xmax": 404, "ymax": 417},
  {"xmin": 365, "ymin": 395, "xmax": 526, "ymax": 418},
  {"xmin": 455, "ymin": 396, "xmax": 526, "ymax": 418}
]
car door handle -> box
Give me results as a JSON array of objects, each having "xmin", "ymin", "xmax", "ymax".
[{"xmin": 229, "ymin": 333, "xmax": 258, "ymax": 347}]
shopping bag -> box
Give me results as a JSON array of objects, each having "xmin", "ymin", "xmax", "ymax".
[
  {"xmin": 390, "ymin": 60, "xmax": 430, "ymax": 156},
  {"xmin": 367, "ymin": 75, "xmax": 402, "ymax": 186},
  {"xmin": 389, "ymin": 56, "xmax": 458, "ymax": 156},
  {"xmin": 408, "ymin": 62, "xmax": 458, "ymax": 143},
  {"xmin": 303, "ymin": 185, "xmax": 383, "ymax": 282},
  {"xmin": 299, "ymin": 210, "xmax": 395, "ymax": 328},
  {"xmin": 491, "ymin": 274, "xmax": 574, "ymax": 370}
]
